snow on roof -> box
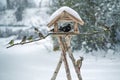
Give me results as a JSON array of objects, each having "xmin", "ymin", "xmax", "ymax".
[{"xmin": 48, "ymin": 6, "xmax": 83, "ymax": 24}]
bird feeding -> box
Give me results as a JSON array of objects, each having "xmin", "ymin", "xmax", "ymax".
[
  {"xmin": 47, "ymin": 6, "xmax": 84, "ymax": 80},
  {"xmin": 50, "ymin": 24, "xmax": 72, "ymax": 32},
  {"xmin": 7, "ymin": 6, "xmax": 84, "ymax": 80},
  {"xmin": 47, "ymin": 6, "xmax": 84, "ymax": 35}
]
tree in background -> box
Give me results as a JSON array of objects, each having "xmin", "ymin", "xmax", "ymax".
[
  {"xmin": 50, "ymin": 0, "xmax": 120, "ymax": 54},
  {"xmin": 6, "ymin": 0, "xmax": 12, "ymax": 9},
  {"xmin": 15, "ymin": 6, "xmax": 24, "ymax": 21}
]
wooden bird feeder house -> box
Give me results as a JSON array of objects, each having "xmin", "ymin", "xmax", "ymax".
[
  {"xmin": 47, "ymin": 6, "xmax": 84, "ymax": 35},
  {"xmin": 47, "ymin": 6, "xmax": 84, "ymax": 80}
]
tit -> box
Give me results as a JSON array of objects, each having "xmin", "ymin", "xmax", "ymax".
[
  {"xmin": 103, "ymin": 25, "xmax": 111, "ymax": 31},
  {"xmin": 28, "ymin": 35, "xmax": 33, "ymax": 41},
  {"xmin": 34, "ymin": 27, "xmax": 39, "ymax": 33},
  {"xmin": 8, "ymin": 40, "xmax": 14, "ymax": 45},
  {"xmin": 21, "ymin": 36, "xmax": 27, "ymax": 43},
  {"xmin": 39, "ymin": 32, "xmax": 44, "ymax": 39}
]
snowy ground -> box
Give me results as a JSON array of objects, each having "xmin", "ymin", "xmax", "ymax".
[{"xmin": 0, "ymin": 37, "xmax": 120, "ymax": 80}]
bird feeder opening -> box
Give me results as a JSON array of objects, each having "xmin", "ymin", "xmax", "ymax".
[{"xmin": 47, "ymin": 6, "xmax": 84, "ymax": 35}]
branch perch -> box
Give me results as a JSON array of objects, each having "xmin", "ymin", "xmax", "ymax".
[{"xmin": 7, "ymin": 30, "xmax": 107, "ymax": 48}]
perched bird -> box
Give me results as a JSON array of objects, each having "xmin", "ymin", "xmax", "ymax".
[
  {"xmin": 75, "ymin": 56, "xmax": 84, "ymax": 71},
  {"xmin": 20, "ymin": 36, "xmax": 27, "ymax": 43},
  {"xmin": 61, "ymin": 24, "xmax": 71, "ymax": 32},
  {"xmin": 50, "ymin": 28, "xmax": 54, "ymax": 32},
  {"xmin": 28, "ymin": 35, "xmax": 33, "ymax": 41},
  {"xmin": 34, "ymin": 27, "xmax": 39, "ymax": 33},
  {"xmin": 39, "ymin": 32, "xmax": 44, "ymax": 39},
  {"xmin": 50, "ymin": 24, "xmax": 71, "ymax": 32},
  {"xmin": 103, "ymin": 25, "xmax": 111, "ymax": 31},
  {"xmin": 50, "ymin": 26, "xmax": 63, "ymax": 32},
  {"xmin": 8, "ymin": 40, "xmax": 14, "ymax": 45}
]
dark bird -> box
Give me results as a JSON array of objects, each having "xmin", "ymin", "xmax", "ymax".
[
  {"xmin": 39, "ymin": 32, "xmax": 44, "ymax": 39},
  {"xmin": 8, "ymin": 40, "xmax": 14, "ymax": 45},
  {"xmin": 61, "ymin": 24, "xmax": 71, "ymax": 32},
  {"xmin": 103, "ymin": 25, "xmax": 111, "ymax": 31},
  {"xmin": 50, "ymin": 24, "xmax": 71, "ymax": 32},
  {"xmin": 28, "ymin": 35, "xmax": 33, "ymax": 41},
  {"xmin": 34, "ymin": 27, "xmax": 39, "ymax": 33},
  {"xmin": 50, "ymin": 28, "xmax": 54, "ymax": 32},
  {"xmin": 21, "ymin": 36, "xmax": 27, "ymax": 43},
  {"xmin": 50, "ymin": 26, "xmax": 63, "ymax": 32}
]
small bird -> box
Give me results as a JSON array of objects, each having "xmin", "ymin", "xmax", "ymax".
[
  {"xmin": 34, "ymin": 27, "xmax": 39, "ymax": 33},
  {"xmin": 50, "ymin": 24, "xmax": 71, "ymax": 32},
  {"xmin": 50, "ymin": 29, "xmax": 54, "ymax": 32},
  {"xmin": 39, "ymin": 32, "xmax": 44, "ymax": 39},
  {"xmin": 75, "ymin": 56, "xmax": 84, "ymax": 71},
  {"xmin": 50, "ymin": 26, "xmax": 63, "ymax": 32},
  {"xmin": 61, "ymin": 24, "xmax": 71, "ymax": 32},
  {"xmin": 28, "ymin": 35, "xmax": 33, "ymax": 41},
  {"xmin": 8, "ymin": 40, "xmax": 14, "ymax": 45},
  {"xmin": 20, "ymin": 36, "xmax": 27, "ymax": 43}
]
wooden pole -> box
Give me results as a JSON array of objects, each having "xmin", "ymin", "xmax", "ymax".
[
  {"xmin": 51, "ymin": 54, "xmax": 63, "ymax": 80},
  {"xmin": 67, "ymin": 47, "xmax": 82, "ymax": 80},
  {"xmin": 65, "ymin": 36, "xmax": 82, "ymax": 80},
  {"xmin": 50, "ymin": 35, "xmax": 83, "ymax": 80},
  {"xmin": 59, "ymin": 36, "xmax": 72, "ymax": 80}
]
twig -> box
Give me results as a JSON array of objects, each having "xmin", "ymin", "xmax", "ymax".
[
  {"xmin": 6, "ymin": 30, "xmax": 106, "ymax": 48},
  {"xmin": 7, "ymin": 33, "xmax": 51, "ymax": 48}
]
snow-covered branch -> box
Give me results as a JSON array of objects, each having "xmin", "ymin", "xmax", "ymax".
[{"xmin": 7, "ymin": 30, "xmax": 108, "ymax": 48}]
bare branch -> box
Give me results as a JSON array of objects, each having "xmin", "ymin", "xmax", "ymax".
[
  {"xmin": 7, "ymin": 33, "xmax": 51, "ymax": 48},
  {"xmin": 6, "ymin": 30, "xmax": 107, "ymax": 48}
]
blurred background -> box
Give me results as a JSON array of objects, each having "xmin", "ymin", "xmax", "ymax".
[
  {"xmin": 0, "ymin": 0, "xmax": 120, "ymax": 80},
  {"xmin": 0, "ymin": 0, "xmax": 120, "ymax": 55}
]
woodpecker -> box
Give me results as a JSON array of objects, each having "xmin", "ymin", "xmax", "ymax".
[{"xmin": 75, "ymin": 56, "xmax": 84, "ymax": 71}]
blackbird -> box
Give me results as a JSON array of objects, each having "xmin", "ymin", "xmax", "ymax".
[
  {"xmin": 61, "ymin": 24, "xmax": 71, "ymax": 32},
  {"xmin": 50, "ymin": 24, "xmax": 71, "ymax": 32}
]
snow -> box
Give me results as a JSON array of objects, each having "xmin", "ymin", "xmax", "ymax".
[
  {"xmin": 48, "ymin": 6, "xmax": 83, "ymax": 24},
  {"xmin": 0, "ymin": 37, "xmax": 120, "ymax": 80},
  {"xmin": 0, "ymin": 8, "xmax": 49, "ymax": 26},
  {"xmin": 0, "ymin": 1, "xmax": 120, "ymax": 80}
]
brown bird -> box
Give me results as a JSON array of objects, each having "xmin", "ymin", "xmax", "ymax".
[{"xmin": 75, "ymin": 56, "xmax": 84, "ymax": 71}]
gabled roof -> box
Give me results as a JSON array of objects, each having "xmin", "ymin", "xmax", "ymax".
[{"xmin": 47, "ymin": 6, "xmax": 84, "ymax": 27}]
